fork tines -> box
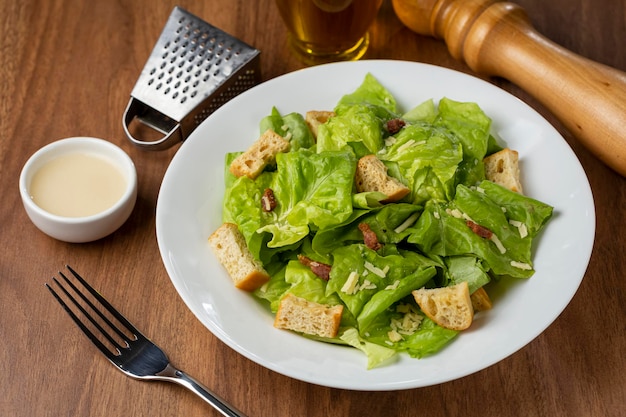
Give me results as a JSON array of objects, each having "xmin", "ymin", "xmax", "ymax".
[
  {"xmin": 46, "ymin": 266, "xmax": 245, "ymax": 416},
  {"xmin": 45, "ymin": 266, "xmax": 138, "ymax": 361}
]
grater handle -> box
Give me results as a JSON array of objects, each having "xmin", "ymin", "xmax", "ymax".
[{"xmin": 123, "ymin": 98, "xmax": 183, "ymax": 151}]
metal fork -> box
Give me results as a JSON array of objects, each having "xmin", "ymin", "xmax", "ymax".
[{"xmin": 45, "ymin": 265, "xmax": 245, "ymax": 417}]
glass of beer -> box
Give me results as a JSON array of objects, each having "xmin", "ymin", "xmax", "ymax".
[{"xmin": 275, "ymin": 0, "xmax": 383, "ymax": 65}]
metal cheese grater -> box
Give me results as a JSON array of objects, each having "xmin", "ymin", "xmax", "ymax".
[{"xmin": 123, "ymin": 6, "xmax": 261, "ymax": 150}]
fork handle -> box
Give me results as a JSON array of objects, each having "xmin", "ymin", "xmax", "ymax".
[{"xmin": 157, "ymin": 364, "xmax": 246, "ymax": 417}]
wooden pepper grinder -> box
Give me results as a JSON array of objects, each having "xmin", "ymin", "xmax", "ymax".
[{"xmin": 392, "ymin": 0, "xmax": 626, "ymax": 177}]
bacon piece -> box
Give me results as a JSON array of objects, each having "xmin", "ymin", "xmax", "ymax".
[
  {"xmin": 358, "ymin": 223, "xmax": 382, "ymax": 251},
  {"xmin": 297, "ymin": 255, "xmax": 331, "ymax": 281},
  {"xmin": 466, "ymin": 220, "xmax": 493, "ymax": 239},
  {"xmin": 261, "ymin": 188, "xmax": 277, "ymax": 212},
  {"xmin": 385, "ymin": 118, "xmax": 406, "ymax": 135}
]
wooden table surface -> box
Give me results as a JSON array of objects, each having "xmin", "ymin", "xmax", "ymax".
[{"xmin": 2, "ymin": 0, "xmax": 624, "ymax": 416}]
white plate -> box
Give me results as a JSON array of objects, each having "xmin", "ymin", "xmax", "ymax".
[{"xmin": 156, "ymin": 60, "xmax": 595, "ymax": 390}]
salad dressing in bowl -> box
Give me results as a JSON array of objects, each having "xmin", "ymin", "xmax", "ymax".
[
  {"xmin": 29, "ymin": 152, "xmax": 127, "ymax": 217},
  {"xmin": 19, "ymin": 137, "xmax": 137, "ymax": 243}
]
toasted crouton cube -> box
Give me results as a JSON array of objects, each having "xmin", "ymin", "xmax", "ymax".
[
  {"xmin": 208, "ymin": 223, "xmax": 270, "ymax": 291},
  {"xmin": 355, "ymin": 155, "xmax": 410, "ymax": 203},
  {"xmin": 274, "ymin": 293, "xmax": 343, "ymax": 338},
  {"xmin": 412, "ymin": 282, "xmax": 474, "ymax": 330},
  {"xmin": 305, "ymin": 110, "xmax": 335, "ymax": 139},
  {"xmin": 484, "ymin": 148, "xmax": 523, "ymax": 194},
  {"xmin": 470, "ymin": 286, "xmax": 493, "ymax": 312},
  {"xmin": 229, "ymin": 129, "xmax": 290, "ymax": 179}
]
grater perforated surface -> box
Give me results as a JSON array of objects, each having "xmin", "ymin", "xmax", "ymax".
[{"xmin": 124, "ymin": 6, "xmax": 261, "ymax": 149}]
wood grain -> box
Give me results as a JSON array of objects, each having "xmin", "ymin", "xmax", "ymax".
[
  {"xmin": 393, "ymin": 0, "xmax": 626, "ymax": 176},
  {"xmin": 1, "ymin": 1, "xmax": 624, "ymax": 416}
]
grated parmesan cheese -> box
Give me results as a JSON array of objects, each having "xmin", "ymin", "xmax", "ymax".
[
  {"xmin": 511, "ymin": 261, "xmax": 532, "ymax": 270},
  {"xmin": 341, "ymin": 271, "xmax": 360, "ymax": 294},
  {"xmin": 385, "ymin": 137, "xmax": 397, "ymax": 147},
  {"xmin": 388, "ymin": 329, "xmax": 403, "ymax": 342},
  {"xmin": 396, "ymin": 139, "xmax": 416, "ymax": 154},
  {"xmin": 509, "ymin": 219, "xmax": 528, "ymax": 238},
  {"xmin": 394, "ymin": 212, "xmax": 420, "ymax": 233},
  {"xmin": 387, "ymin": 303, "xmax": 424, "ymax": 341},
  {"xmin": 390, "ymin": 318, "xmax": 402, "ymax": 330},
  {"xmin": 341, "ymin": 271, "xmax": 381, "ymax": 295},
  {"xmin": 359, "ymin": 279, "xmax": 377, "ymax": 291},
  {"xmin": 446, "ymin": 208, "xmax": 463, "ymax": 219},
  {"xmin": 385, "ymin": 280, "xmax": 400, "ymax": 290},
  {"xmin": 399, "ymin": 312, "xmax": 422, "ymax": 335},
  {"xmin": 490, "ymin": 234, "xmax": 507, "ymax": 254},
  {"xmin": 364, "ymin": 261, "xmax": 386, "ymax": 277},
  {"xmin": 446, "ymin": 208, "xmax": 474, "ymax": 222},
  {"xmin": 462, "ymin": 212, "xmax": 474, "ymax": 222}
]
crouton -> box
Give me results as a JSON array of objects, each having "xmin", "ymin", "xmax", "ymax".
[
  {"xmin": 412, "ymin": 281, "xmax": 474, "ymax": 330},
  {"xmin": 274, "ymin": 293, "xmax": 343, "ymax": 338},
  {"xmin": 305, "ymin": 110, "xmax": 335, "ymax": 139},
  {"xmin": 208, "ymin": 223, "xmax": 270, "ymax": 291},
  {"xmin": 229, "ymin": 129, "xmax": 290, "ymax": 179},
  {"xmin": 355, "ymin": 155, "xmax": 410, "ymax": 203},
  {"xmin": 484, "ymin": 148, "xmax": 523, "ymax": 194},
  {"xmin": 470, "ymin": 286, "xmax": 493, "ymax": 312}
]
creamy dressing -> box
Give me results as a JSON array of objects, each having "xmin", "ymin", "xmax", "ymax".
[{"xmin": 30, "ymin": 152, "xmax": 127, "ymax": 217}]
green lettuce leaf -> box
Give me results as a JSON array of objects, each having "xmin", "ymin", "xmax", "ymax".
[
  {"xmin": 477, "ymin": 180, "xmax": 553, "ymax": 237},
  {"xmin": 316, "ymin": 104, "xmax": 385, "ymax": 154},
  {"xmin": 258, "ymin": 148, "xmax": 356, "ymax": 248},
  {"xmin": 260, "ymin": 107, "xmax": 315, "ymax": 151},
  {"xmin": 336, "ymin": 72, "xmax": 397, "ymax": 115},
  {"xmin": 316, "ymin": 73, "xmax": 397, "ymax": 154},
  {"xmin": 326, "ymin": 244, "xmax": 438, "ymax": 318},
  {"xmin": 219, "ymin": 73, "xmax": 555, "ymax": 368},
  {"xmin": 222, "ymin": 172, "xmax": 273, "ymax": 261},
  {"xmin": 444, "ymin": 255, "xmax": 490, "ymax": 293},
  {"xmin": 402, "ymin": 99, "xmax": 437, "ymax": 123},
  {"xmin": 356, "ymin": 306, "xmax": 458, "ymax": 359},
  {"xmin": 311, "ymin": 203, "xmax": 422, "ymax": 256},
  {"xmin": 407, "ymin": 183, "xmax": 553, "ymax": 278},
  {"xmin": 340, "ymin": 328, "xmax": 397, "ymax": 369},
  {"xmin": 396, "ymin": 318, "xmax": 459, "ymax": 358},
  {"xmin": 357, "ymin": 266, "xmax": 436, "ymax": 333},
  {"xmin": 382, "ymin": 123, "xmax": 462, "ymax": 204},
  {"xmin": 434, "ymin": 98, "xmax": 492, "ymax": 186}
]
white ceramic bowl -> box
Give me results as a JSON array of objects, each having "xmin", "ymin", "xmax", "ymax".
[
  {"xmin": 156, "ymin": 60, "xmax": 595, "ymax": 390},
  {"xmin": 19, "ymin": 137, "xmax": 137, "ymax": 243}
]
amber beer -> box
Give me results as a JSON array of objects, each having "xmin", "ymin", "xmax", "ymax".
[{"xmin": 275, "ymin": 0, "xmax": 383, "ymax": 65}]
